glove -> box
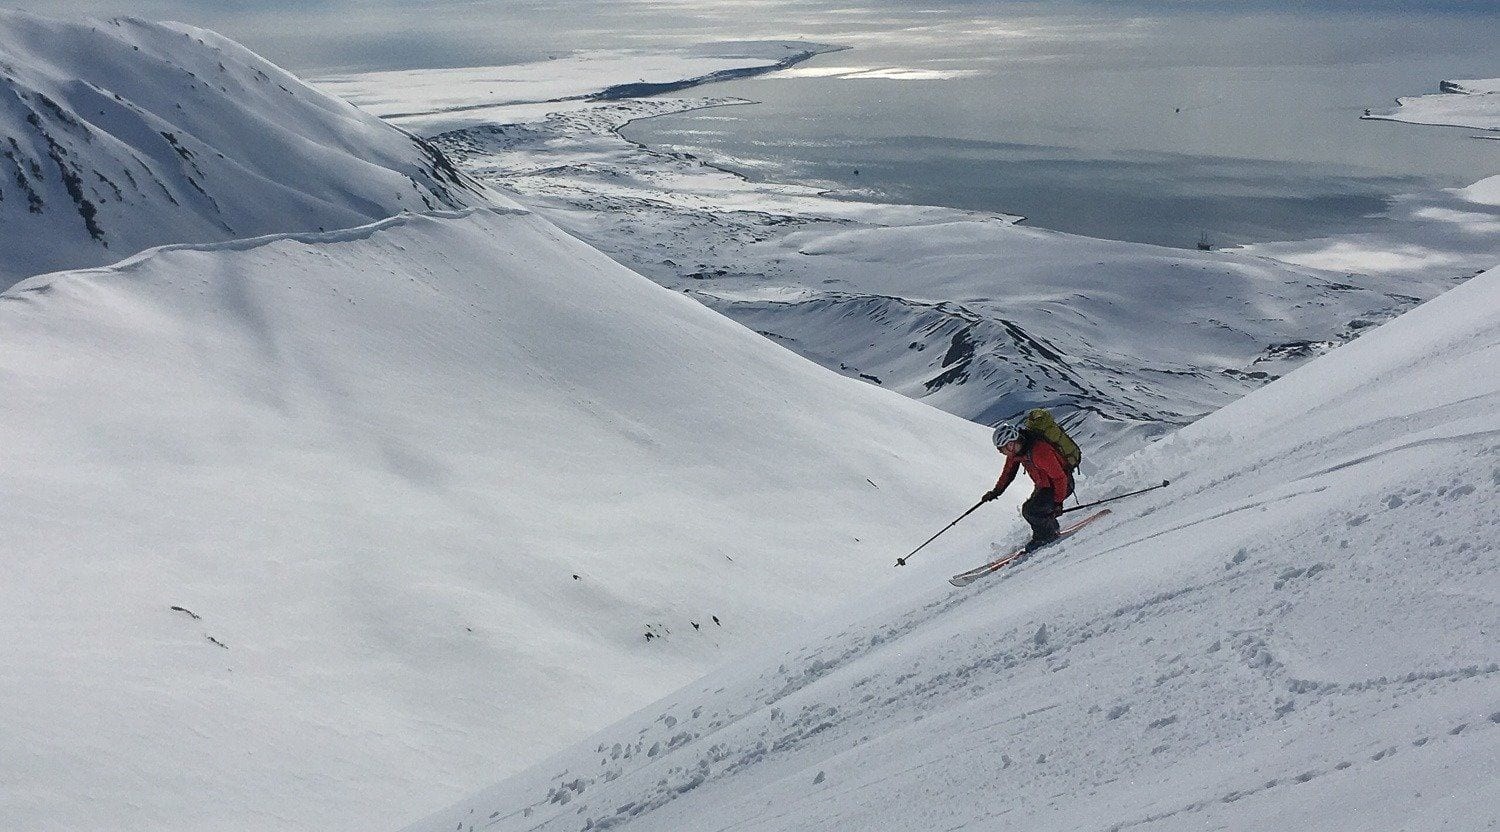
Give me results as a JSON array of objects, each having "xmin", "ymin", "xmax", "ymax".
[{"xmin": 981, "ymin": 488, "xmax": 1002, "ymax": 503}]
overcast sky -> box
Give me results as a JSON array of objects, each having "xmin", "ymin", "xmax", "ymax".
[{"xmin": 31, "ymin": 1, "xmax": 1500, "ymax": 74}]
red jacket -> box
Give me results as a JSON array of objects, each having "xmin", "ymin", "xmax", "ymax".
[{"xmin": 994, "ymin": 438, "xmax": 1072, "ymax": 503}]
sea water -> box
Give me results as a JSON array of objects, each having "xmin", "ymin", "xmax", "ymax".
[{"xmin": 618, "ymin": 7, "xmax": 1499, "ymax": 248}]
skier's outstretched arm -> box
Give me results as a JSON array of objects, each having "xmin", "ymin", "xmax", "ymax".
[{"xmin": 983, "ymin": 457, "xmax": 1019, "ymax": 502}]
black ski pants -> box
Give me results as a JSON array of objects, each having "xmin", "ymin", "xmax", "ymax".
[
  {"xmin": 1022, "ymin": 489, "xmax": 1062, "ymax": 541},
  {"xmin": 1020, "ymin": 476, "xmax": 1068, "ymax": 539}
]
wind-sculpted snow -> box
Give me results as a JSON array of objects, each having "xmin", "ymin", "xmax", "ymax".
[
  {"xmin": 0, "ymin": 11, "xmax": 493, "ymax": 288},
  {"xmin": 433, "ymin": 99, "xmax": 1466, "ymax": 456},
  {"xmin": 0, "ymin": 208, "xmax": 996, "ymax": 832},
  {"xmin": 405, "ymin": 266, "xmax": 1499, "ymax": 832}
]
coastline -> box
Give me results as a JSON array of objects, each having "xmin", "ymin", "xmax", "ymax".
[
  {"xmin": 607, "ymin": 97, "xmax": 1033, "ymax": 227},
  {"xmin": 334, "ymin": 54, "xmax": 1497, "ymax": 454},
  {"xmin": 1361, "ymin": 77, "xmax": 1500, "ymax": 135},
  {"xmin": 1363, "ymin": 111, "xmax": 1500, "ymax": 136},
  {"xmin": 592, "ymin": 44, "xmax": 851, "ymax": 100},
  {"xmin": 317, "ymin": 42, "xmax": 847, "ymax": 134}
]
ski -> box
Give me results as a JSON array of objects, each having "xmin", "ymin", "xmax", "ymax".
[{"xmin": 948, "ymin": 509, "xmax": 1112, "ymax": 587}]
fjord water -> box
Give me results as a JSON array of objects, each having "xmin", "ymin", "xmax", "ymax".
[{"xmin": 619, "ymin": 8, "xmax": 1499, "ymax": 248}]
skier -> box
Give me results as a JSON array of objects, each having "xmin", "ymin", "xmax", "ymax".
[{"xmin": 982, "ymin": 422, "xmax": 1074, "ymax": 550}]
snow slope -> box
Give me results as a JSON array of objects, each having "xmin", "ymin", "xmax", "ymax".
[
  {"xmin": 0, "ymin": 11, "xmax": 491, "ymax": 288},
  {"xmin": 0, "ymin": 207, "xmax": 997, "ymax": 832},
  {"xmin": 405, "ymin": 264, "xmax": 1500, "ymax": 831},
  {"xmin": 435, "ymin": 100, "xmax": 1462, "ymax": 455},
  {"xmin": 1366, "ymin": 77, "xmax": 1500, "ymax": 133}
]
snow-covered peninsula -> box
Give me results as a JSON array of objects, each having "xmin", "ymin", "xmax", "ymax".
[
  {"xmin": 1365, "ymin": 77, "xmax": 1500, "ymax": 134},
  {"xmin": 316, "ymin": 42, "xmax": 846, "ymax": 134}
]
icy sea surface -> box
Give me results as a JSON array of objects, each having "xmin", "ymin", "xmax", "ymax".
[{"xmin": 610, "ymin": 6, "xmax": 1500, "ymax": 248}]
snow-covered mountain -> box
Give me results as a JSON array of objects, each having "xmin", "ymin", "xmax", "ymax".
[
  {"xmin": 0, "ymin": 206, "xmax": 997, "ymax": 832},
  {"xmin": 403, "ymin": 261, "xmax": 1499, "ymax": 831},
  {"xmin": 0, "ymin": 11, "xmax": 491, "ymax": 288}
]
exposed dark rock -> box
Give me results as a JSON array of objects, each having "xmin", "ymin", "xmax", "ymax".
[{"xmin": 44, "ymin": 133, "xmax": 105, "ymax": 242}]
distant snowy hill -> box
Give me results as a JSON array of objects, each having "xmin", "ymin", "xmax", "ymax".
[
  {"xmin": 0, "ymin": 207, "xmax": 995, "ymax": 832},
  {"xmin": 404, "ymin": 262, "xmax": 1499, "ymax": 832},
  {"xmin": 0, "ymin": 11, "xmax": 492, "ymax": 288}
]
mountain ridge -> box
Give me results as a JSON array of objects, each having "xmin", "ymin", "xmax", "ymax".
[{"xmin": 0, "ymin": 10, "xmax": 494, "ymax": 287}]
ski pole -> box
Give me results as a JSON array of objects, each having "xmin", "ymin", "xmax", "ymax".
[
  {"xmin": 896, "ymin": 500, "xmax": 986, "ymax": 567},
  {"xmin": 1057, "ymin": 479, "xmax": 1170, "ymax": 515}
]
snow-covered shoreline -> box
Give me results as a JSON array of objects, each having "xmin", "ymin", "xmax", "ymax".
[
  {"xmin": 418, "ymin": 92, "xmax": 1494, "ymax": 458},
  {"xmin": 1363, "ymin": 76, "xmax": 1500, "ymax": 135},
  {"xmin": 315, "ymin": 42, "xmax": 846, "ymax": 135}
]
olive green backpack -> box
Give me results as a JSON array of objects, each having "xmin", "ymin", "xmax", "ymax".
[{"xmin": 1023, "ymin": 408, "xmax": 1082, "ymax": 472}]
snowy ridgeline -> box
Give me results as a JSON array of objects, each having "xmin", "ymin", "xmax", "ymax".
[
  {"xmin": 427, "ymin": 99, "xmax": 1498, "ymax": 455},
  {"xmin": 0, "ymin": 11, "xmax": 495, "ymax": 288},
  {"xmin": 0, "ymin": 207, "xmax": 1004, "ymax": 832},
  {"xmin": 404, "ymin": 263, "xmax": 1500, "ymax": 832},
  {"xmin": 1366, "ymin": 77, "xmax": 1500, "ymax": 133}
]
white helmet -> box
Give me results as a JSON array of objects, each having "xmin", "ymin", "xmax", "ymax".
[{"xmin": 991, "ymin": 422, "xmax": 1022, "ymax": 449}]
